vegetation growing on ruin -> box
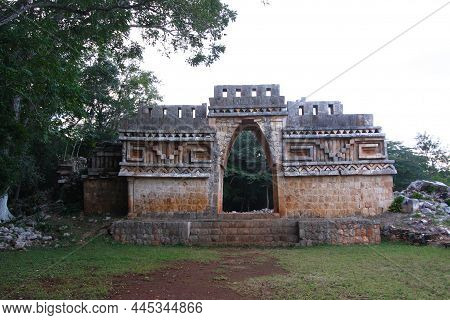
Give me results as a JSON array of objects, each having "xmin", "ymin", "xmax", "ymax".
[{"xmin": 388, "ymin": 196, "xmax": 404, "ymax": 213}]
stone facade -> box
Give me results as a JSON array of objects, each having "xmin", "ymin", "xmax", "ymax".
[
  {"xmin": 83, "ymin": 142, "xmax": 127, "ymax": 215},
  {"xmin": 83, "ymin": 178, "xmax": 127, "ymax": 215},
  {"xmin": 84, "ymin": 84, "xmax": 396, "ymax": 218},
  {"xmin": 284, "ymin": 175, "xmax": 394, "ymax": 217},
  {"xmin": 127, "ymin": 178, "xmax": 210, "ymax": 216}
]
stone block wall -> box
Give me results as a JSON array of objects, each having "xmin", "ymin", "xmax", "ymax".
[
  {"xmin": 129, "ymin": 178, "xmax": 210, "ymax": 216},
  {"xmin": 111, "ymin": 220, "xmax": 191, "ymax": 245},
  {"xmin": 189, "ymin": 219, "xmax": 298, "ymax": 245},
  {"xmin": 283, "ymin": 175, "xmax": 394, "ymax": 217},
  {"xmin": 83, "ymin": 178, "xmax": 127, "ymax": 215},
  {"xmin": 298, "ymin": 218, "xmax": 381, "ymax": 245},
  {"xmin": 110, "ymin": 217, "xmax": 380, "ymax": 246}
]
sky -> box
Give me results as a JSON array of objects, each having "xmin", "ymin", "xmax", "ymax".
[{"xmin": 141, "ymin": 0, "xmax": 450, "ymax": 147}]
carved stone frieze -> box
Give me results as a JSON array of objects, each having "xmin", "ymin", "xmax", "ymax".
[
  {"xmin": 119, "ymin": 164, "xmax": 211, "ymax": 178},
  {"xmin": 282, "ymin": 161, "xmax": 397, "ymax": 176}
]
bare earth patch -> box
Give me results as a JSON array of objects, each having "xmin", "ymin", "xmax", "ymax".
[{"xmin": 108, "ymin": 249, "xmax": 287, "ymax": 300}]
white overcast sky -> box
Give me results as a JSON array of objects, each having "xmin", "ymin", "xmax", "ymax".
[{"xmin": 141, "ymin": 0, "xmax": 450, "ymax": 147}]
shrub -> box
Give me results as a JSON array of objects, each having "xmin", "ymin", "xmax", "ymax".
[
  {"xmin": 389, "ymin": 196, "xmax": 404, "ymax": 213},
  {"xmin": 411, "ymin": 192, "xmax": 424, "ymax": 200},
  {"xmin": 424, "ymin": 185, "xmax": 437, "ymax": 194}
]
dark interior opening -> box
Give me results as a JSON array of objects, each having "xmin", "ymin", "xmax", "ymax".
[{"xmin": 222, "ymin": 130, "xmax": 273, "ymax": 212}]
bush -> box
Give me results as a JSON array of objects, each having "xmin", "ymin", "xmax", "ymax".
[
  {"xmin": 411, "ymin": 192, "xmax": 424, "ymax": 200},
  {"xmin": 389, "ymin": 196, "xmax": 404, "ymax": 213},
  {"xmin": 424, "ymin": 185, "xmax": 438, "ymax": 194}
]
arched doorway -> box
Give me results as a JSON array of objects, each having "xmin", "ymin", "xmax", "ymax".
[{"xmin": 220, "ymin": 121, "xmax": 279, "ymax": 213}]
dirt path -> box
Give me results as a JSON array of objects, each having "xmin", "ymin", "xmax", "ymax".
[{"xmin": 108, "ymin": 249, "xmax": 287, "ymax": 300}]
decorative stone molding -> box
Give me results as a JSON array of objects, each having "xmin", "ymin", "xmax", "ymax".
[
  {"xmin": 282, "ymin": 161, "xmax": 397, "ymax": 176},
  {"xmin": 282, "ymin": 135, "xmax": 388, "ymax": 173},
  {"xmin": 283, "ymin": 127, "xmax": 383, "ymax": 139},
  {"xmin": 119, "ymin": 164, "xmax": 211, "ymax": 178},
  {"xmin": 119, "ymin": 130, "xmax": 215, "ymax": 142},
  {"xmin": 208, "ymin": 105, "xmax": 288, "ymax": 117}
]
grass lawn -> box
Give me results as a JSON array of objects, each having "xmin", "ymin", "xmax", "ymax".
[
  {"xmin": 0, "ymin": 238, "xmax": 448, "ymax": 299},
  {"xmin": 0, "ymin": 237, "xmax": 219, "ymax": 299},
  {"xmin": 235, "ymin": 243, "xmax": 450, "ymax": 299}
]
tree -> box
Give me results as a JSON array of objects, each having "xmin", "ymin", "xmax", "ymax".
[
  {"xmin": 68, "ymin": 46, "xmax": 161, "ymax": 148},
  {"xmin": 387, "ymin": 138, "xmax": 450, "ymax": 190},
  {"xmin": 223, "ymin": 130, "xmax": 273, "ymax": 212},
  {"xmin": 415, "ymin": 132, "xmax": 449, "ymax": 172},
  {"xmin": 387, "ymin": 141, "xmax": 429, "ymax": 190},
  {"xmin": 0, "ymin": 0, "xmax": 236, "ymax": 221},
  {"xmin": 0, "ymin": 0, "xmax": 236, "ymax": 66}
]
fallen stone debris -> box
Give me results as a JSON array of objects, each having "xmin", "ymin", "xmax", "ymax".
[
  {"xmin": 0, "ymin": 223, "xmax": 53, "ymax": 250},
  {"xmin": 380, "ymin": 180, "xmax": 450, "ymax": 247},
  {"xmin": 223, "ymin": 208, "xmax": 274, "ymax": 215}
]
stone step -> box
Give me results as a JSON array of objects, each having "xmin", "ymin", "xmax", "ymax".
[{"xmin": 110, "ymin": 218, "xmax": 380, "ymax": 246}]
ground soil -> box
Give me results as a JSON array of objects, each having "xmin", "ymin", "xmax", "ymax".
[{"xmin": 108, "ymin": 249, "xmax": 287, "ymax": 300}]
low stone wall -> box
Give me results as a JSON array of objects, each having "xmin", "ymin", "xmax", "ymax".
[
  {"xmin": 110, "ymin": 217, "xmax": 380, "ymax": 246},
  {"xmin": 111, "ymin": 220, "xmax": 191, "ymax": 245},
  {"xmin": 298, "ymin": 218, "xmax": 381, "ymax": 246}
]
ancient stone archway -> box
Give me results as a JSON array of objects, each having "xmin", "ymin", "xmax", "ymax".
[
  {"xmin": 217, "ymin": 120, "xmax": 279, "ymax": 213},
  {"xmin": 84, "ymin": 84, "xmax": 396, "ymax": 219}
]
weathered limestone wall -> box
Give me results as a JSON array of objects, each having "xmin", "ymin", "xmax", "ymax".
[
  {"xmin": 298, "ymin": 219, "xmax": 381, "ymax": 245},
  {"xmin": 128, "ymin": 178, "xmax": 210, "ymax": 216},
  {"xmin": 83, "ymin": 178, "xmax": 127, "ymax": 215},
  {"xmin": 110, "ymin": 217, "xmax": 380, "ymax": 246},
  {"xmin": 283, "ymin": 175, "xmax": 394, "ymax": 217}
]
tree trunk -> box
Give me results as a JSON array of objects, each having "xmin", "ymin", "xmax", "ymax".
[
  {"xmin": 266, "ymin": 185, "xmax": 269, "ymax": 209},
  {"xmin": 0, "ymin": 192, "xmax": 14, "ymax": 222},
  {"xmin": 0, "ymin": 96, "xmax": 21, "ymax": 222}
]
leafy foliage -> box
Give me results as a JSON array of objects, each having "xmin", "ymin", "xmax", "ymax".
[
  {"xmin": 0, "ymin": 0, "xmax": 236, "ymax": 198},
  {"xmin": 70, "ymin": 47, "xmax": 161, "ymax": 150},
  {"xmin": 388, "ymin": 196, "xmax": 404, "ymax": 213},
  {"xmin": 223, "ymin": 130, "xmax": 273, "ymax": 212},
  {"xmin": 411, "ymin": 192, "xmax": 426, "ymax": 200},
  {"xmin": 387, "ymin": 141, "xmax": 429, "ymax": 191},
  {"xmin": 387, "ymin": 136, "xmax": 450, "ymax": 191},
  {"xmin": 415, "ymin": 133, "xmax": 449, "ymax": 170},
  {"xmin": 0, "ymin": 0, "xmax": 236, "ymax": 66}
]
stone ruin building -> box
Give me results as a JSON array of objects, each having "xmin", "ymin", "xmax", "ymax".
[{"xmin": 83, "ymin": 84, "xmax": 396, "ymax": 246}]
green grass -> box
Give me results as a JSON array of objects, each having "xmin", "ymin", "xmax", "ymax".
[
  {"xmin": 0, "ymin": 236, "xmax": 218, "ymax": 299},
  {"xmin": 1, "ymin": 239, "xmax": 448, "ymax": 300},
  {"xmin": 233, "ymin": 242, "xmax": 450, "ymax": 299}
]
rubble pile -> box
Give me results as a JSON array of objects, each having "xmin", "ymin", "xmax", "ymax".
[
  {"xmin": 0, "ymin": 224, "xmax": 53, "ymax": 250},
  {"xmin": 224, "ymin": 208, "xmax": 274, "ymax": 214},
  {"xmin": 381, "ymin": 180, "xmax": 450, "ymax": 246}
]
